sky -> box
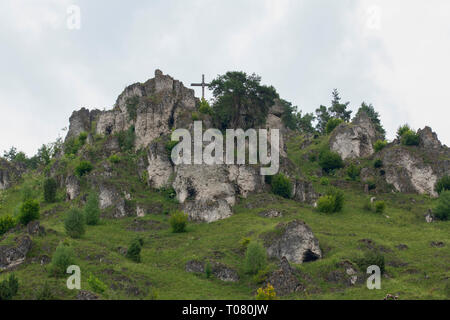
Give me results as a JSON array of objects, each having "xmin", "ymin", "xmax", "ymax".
[{"xmin": 1, "ymin": 0, "xmax": 449, "ymax": 156}]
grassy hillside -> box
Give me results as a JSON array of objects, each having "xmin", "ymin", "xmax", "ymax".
[{"xmin": 0, "ymin": 133, "xmax": 449, "ymax": 300}]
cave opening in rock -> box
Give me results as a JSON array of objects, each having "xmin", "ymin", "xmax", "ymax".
[{"xmin": 302, "ymin": 249, "xmax": 320, "ymax": 263}]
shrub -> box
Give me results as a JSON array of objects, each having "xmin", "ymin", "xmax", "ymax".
[
  {"xmin": 117, "ymin": 125, "xmax": 136, "ymax": 152},
  {"xmin": 347, "ymin": 164, "xmax": 361, "ymax": 181},
  {"xmin": 165, "ymin": 140, "xmax": 179, "ymax": 156},
  {"xmin": 49, "ymin": 243, "xmax": 76, "ymax": 276},
  {"xmin": 320, "ymin": 177, "xmax": 330, "ymax": 186},
  {"xmin": 64, "ymin": 208, "xmax": 85, "ymax": 238},
  {"xmin": 365, "ymin": 178, "xmax": 377, "ymax": 190},
  {"xmin": 75, "ymin": 160, "xmax": 93, "ymax": 177},
  {"xmin": 244, "ymin": 242, "xmax": 267, "ymax": 275},
  {"xmin": 205, "ymin": 262, "xmax": 212, "ymax": 279},
  {"xmin": 374, "ymin": 201, "xmax": 386, "ymax": 214},
  {"xmin": 363, "ymin": 197, "xmax": 373, "ymax": 211},
  {"xmin": 397, "ymin": 124, "xmax": 411, "ymax": 139},
  {"xmin": 270, "ymin": 173, "xmax": 292, "ymax": 199},
  {"xmin": 317, "ymin": 195, "xmax": 336, "ymax": 213},
  {"xmin": 19, "ymin": 199, "xmax": 40, "ymax": 225},
  {"xmin": 325, "ymin": 118, "xmax": 343, "ymax": 135},
  {"xmin": 108, "ymin": 154, "xmax": 120, "ymax": 164},
  {"xmin": 160, "ymin": 186, "xmax": 176, "ymax": 200},
  {"xmin": 198, "ymin": 98, "xmax": 213, "ymax": 115},
  {"xmin": 255, "ymin": 283, "xmax": 277, "ymax": 300},
  {"xmin": 252, "ymin": 266, "xmax": 271, "ymax": 284},
  {"xmin": 240, "ymin": 237, "xmax": 251, "ymax": 250},
  {"xmin": 0, "ymin": 274, "xmax": 19, "ymax": 300},
  {"xmin": 435, "ymin": 175, "xmax": 450, "ymax": 195},
  {"xmin": 78, "ymin": 132, "xmax": 88, "ymax": 145},
  {"xmin": 169, "ymin": 211, "xmax": 188, "ymax": 233},
  {"xmin": 0, "ymin": 215, "xmax": 16, "ymax": 236},
  {"xmin": 373, "ymin": 140, "xmax": 388, "ymax": 152},
  {"xmin": 191, "ymin": 111, "xmax": 200, "ymax": 121},
  {"xmin": 35, "ymin": 281, "xmax": 54, "ymax": 300},
  {"xmin": 318, "ymin": 149, "xmax": 344, "ymax": 173},
  {"xmin": 126, "ymin": 238, "xmax": 143, "ymax": 263},
  {"xmin": 88, "ymin": 274, "xmax": 107, "ymax": 294},
  {"xmin": 355, "ymin": 251, "xmax": 385, "ymax": 274},
  {"xmin": 84, "ymin": 193, "xmax": 100, "ymax": 226},
  {"xmin": 317, "ymin": 188, "xmax": 344, "ymax": 213},
  {"xmin": 43, "ymin": 177, "xmax": 57, "ymax": 203},
  {"xmin": 401, "ymin": 130, "xmax": 420, "ymax": 146},
  {"xmin": 373, "ymin": 159, "xmax": 383, "ymax": 168},
  {"xmin": 35, "ymin": 282, "xmax": 54, "ymax": 300},
  {"xmin": 434, "ymin": 190, "xmax": 450, "ymax": 221}
]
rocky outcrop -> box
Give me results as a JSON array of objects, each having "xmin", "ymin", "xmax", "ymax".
[
  {"xmin": 329, "ymin": 112, "xmax": 378, "ymax": 160},
  {"xmin": 418, "ymin": 127, "xmax": 442, "ymax": 150},
  {"xmin": 264, "ymin": 220, "xmax": 322, "ymax": 264},
  {"xmin": 0, "ymin": 158, "xmax": 23, "ymax": 190},
  {"xmin": 381, "ymin": 146, "xmax": 440, "ymax": 197},
  {"xmin": 185, "ymin": 260, "xmax": 239, "ymax": 282},
  {"xmin": 146, "ymin": 140, "xmax": 174, "ymax": 189},
  {"xmin": 98, "ymin": 184, "xmax": 131, "ymax": 218},
  {"xmin": 326, "ymin": 260, "xmax": 361, "ymax": 286},
  {"xmin": 65, "ymin": 108, "xmax": 101, "ymax": 142},
  {"xmin": 266, "ymin": 257, "xmax": 303, "ymax": 296},
  {"xmin": 292, "ymin": 179, "xmax": 318, "ymax": 204},
  {"xmin": 27, "ymin": 221, "xmax": 46, "ymax": 236},
  {"xmin": 65, "ymin": 175, "xmax": 80, "ymax": 200},
  {"xmin": 0, "ymin": 235, "xmax": 32, "ymax": 271}
]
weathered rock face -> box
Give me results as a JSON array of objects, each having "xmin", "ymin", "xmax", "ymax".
[
  {"xmin": 0, "ymin": 158, "xmax": 22, "ymax": 190},
  {"xmin": 381, "ymin": 146, "xmax": 442, "ymax": 197},
  {"xmin": 266, "ymin": 257, "xmax": 303, "ymax": 296},
  {"xmin": 96, "ymin": 70, "xmax": 197, "ymax": 150},
  {"xmin": 264, "ymin": 220, "xmax": 322, "ymax": 264},
  {"xmin": 146, "ymin": 140, "xmax": 174, "ymax": 189},
  {"xmin": 326, "ymin": 260, "xmax": 361, "ymax": 287},
  {"xmin": 65, "ymin": 175, "xmax": 80, "ymax": 201},
  {"xmin": 0, "ymin": 235, "xmax": 32, "ymax": 271},
  {"xmin": 66, "ymin": 108, "xmax": 101, "ymax": 142},
  {"xmin": 292, "ymin": 179, "xmax": 318, "ymax": 204},
  {"xmin": 418, "ymin": 127, "xmax": 442, "ymax": 150},
  {"xmin": 98, "ymin": 183, "xmax": 130, "ymax": 218},
  {"xmin": 329, "ymin": 112, "xmax": 378, "ymax": 160},
  {"xmin": 173, "ymin": 164, "xmax": 264, "ymax": 223},
  {"xmin": 185, "ymin": 260, "xmax": 239, "ymax": 282}
]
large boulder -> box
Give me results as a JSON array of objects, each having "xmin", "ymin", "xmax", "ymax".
[
  {"xmin": 146, "ymin": 140, "xmax": 174, "ymax": 189},
  {"xmin": 0, "ymin": 235, "xmax": 32, "ymax": 271},
  {"xmin": 329, "ymin": 112, "xmax": 378, "ymax": 160},
  {"xmin": 418, "ymin": 126, "xmax": 442, "ymax": 150},
  {"xmin": 264, "ymin": 220, "xmax": 322, "ymax": 264}
]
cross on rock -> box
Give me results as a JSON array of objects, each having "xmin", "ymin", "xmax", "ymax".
[{"xmin": 191, "ymin": 74, "xmax": 210, "ymax": 99}]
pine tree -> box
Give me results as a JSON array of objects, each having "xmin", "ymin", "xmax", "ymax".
[{"xmin": 329, "ymin": 89, "xmax": 352, "ymax": 122}]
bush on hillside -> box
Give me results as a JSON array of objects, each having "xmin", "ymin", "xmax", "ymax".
[
  {"xmin": 169, "ymin": 211, "xmax": 188, "ymax": 233},
  {"xmin": 373, "ymin": 140, "xmax": 388, "ymax": 152},
  {"xmin": 255, "ymin": 283, "xmax": 277, "ymax": 300},
  {"xmin": 320, "ymin": 177, "xmax": 330, "ymax": 186},
  {"xmin": 373, "ymin": 159, "xmax": 383, "ymax": 168},
  {"xmin": 401, "ymin": 130, "xmax": 420, "ymax": 146},
  {"xmin": 84, "ymin": 192, "xmax": 100, "ymax": 226},
  {"xmin": 244, "ymin": 242, "xmax": 267, "ymax": 275},
  {"xmin": 317, "ymin": 188, "xmax": 344, "ymax": 213},
  {"xmin": 0, "ymin": 215, "xmax": 16, "ymax": 236},
  {"xmin": 347, "ymin": 164, "xmax": 361, "ymax": 181},
  {"xmin": 19, "ymin": 200, "xmax": 40, "ymax": 225},
  {"xmin": 0, "ymin": 274, "xmax": 19, "ymax": 301},
  {"xmin": 126, "ymin": 238, "xmax": 143, "ymax": 263},
  {"xmin": 64, "ymin": 208, "xmax": 85, "ymax": 238},
  {"xmin": 87, "ymin": 274, "xmax": 107, "ymax": 294},
  {"xmin": 435, "ymin": 175, "xmax": 450, "ymax": 195},
  {"xmin": 318, "ymin": 149, "xmax": 344, "ymax": 173},
  {"xmin": 374, "ymin": 201, "xmax": 386, "ymax": 214},
  {"xmin": 325, "ymin": 118, "xmax": 344, "ymax": 135},
  {"xmin": 397, "ymin": 124, "xmax": 412, "ymax": 139},
  {"xmin": 198, "ymin": 98, "xmax": 213, "ymax": 115},
  {"xmin": 355, "ymin": 251, "xmax": 385, "ymax": 274},
  {"xmin": 43, "ymin": 177, "xmax": 57, "ymax": 203},
  {"xmin": 49, "ymin": 243, "xmax": 76, "ymax": 276},
  {"xmin": 270, "ymin": 173, "xmax": 292, "ymax": 199},
  {"xmin": 75, "ymin": 161, "xmax": 93, "ymax": 178},
  {"xmin": 434, "ymin": 190, "xmax": 450, "ymax": 221}
]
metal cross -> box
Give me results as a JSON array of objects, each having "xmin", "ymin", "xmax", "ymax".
[{"xmin": 191, "ymin": 74, "xmax": 210, "ymax": 99}]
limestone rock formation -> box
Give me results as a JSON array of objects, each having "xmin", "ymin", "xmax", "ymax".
[
  {"xmin": 185, "ymin": 260, "xmax": 239, "ymax": 282},
  {"xmin": 329, "ymin": 112, "xmax": 378, "ymax": 160},
  {"xmin": 0, "ymin": 235, "xmax": 32, "ymax": 271},
  {"xmin": 265, "ymin": 257, "xmax": 303, "ymax": 296},
  {"xmin": 264, "ymin": 220, "xmax": 322, "ymax": 264},
  {"xmin": 418, "ymin": 126, "xmax": 442, "ymax": 150},
  {"xmin": 0, "ymin": 158, "xmax": 23, "ymax": 190}
]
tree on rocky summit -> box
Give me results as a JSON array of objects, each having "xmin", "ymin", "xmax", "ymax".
[
  {"xmin": 209, "ymin": 71, "xmax": 279, "ymax": 130},
  {"xmin": 329, "ymin": 89, "xmax": 352, "ymax": 122},
  {"xmin": 356, "ymin": 102, "xmax": 386, "ymax": 138}
]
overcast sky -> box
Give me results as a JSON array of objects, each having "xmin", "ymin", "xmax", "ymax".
[{"xmin": 1, "ymin": 0, "xmax": 449, "ymax": 156}]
